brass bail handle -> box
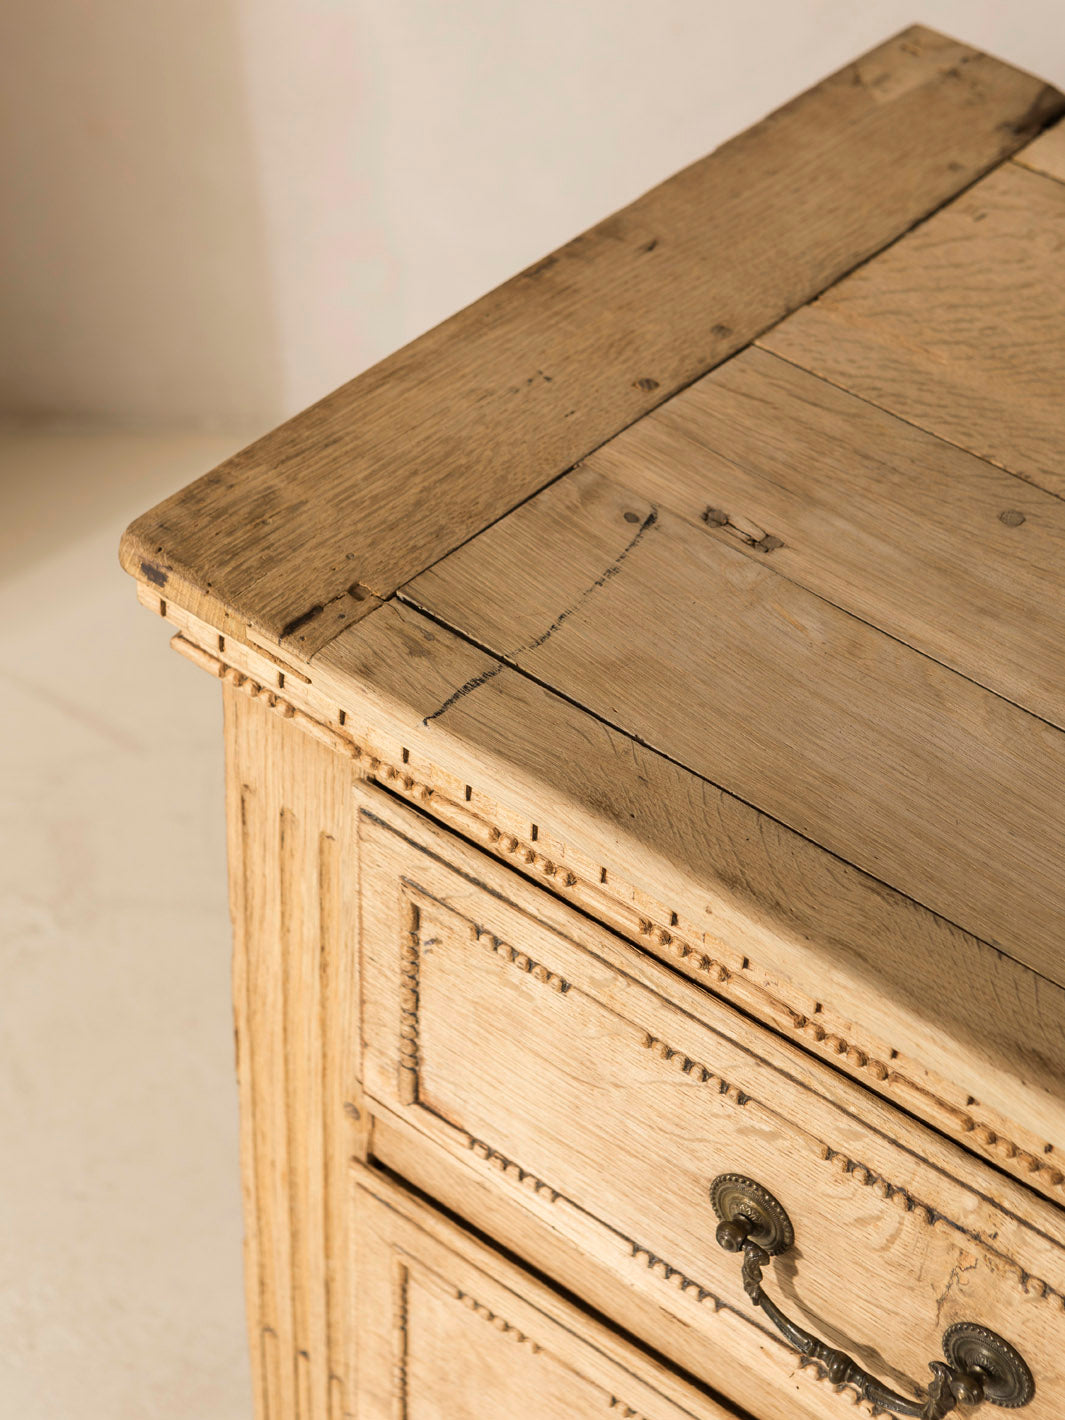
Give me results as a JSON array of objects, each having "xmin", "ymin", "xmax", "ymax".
[{"xmin": 710, "ymin": 1174, "xmax": 1035, "ymax": 1419}]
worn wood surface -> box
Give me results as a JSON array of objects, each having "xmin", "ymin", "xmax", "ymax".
[
  {"xmin": 358, "ymin": 789, "xmax": 1065, "ymax": 1420},
  {"xmin": 224, "ymin": 686, "xmax": 366, "ymax": 1420},
  {"xmin": 372, "ymin": 1106, "xmax": 837, "ymax": 1420},
  {"xmin": 584, "ymin": 344, "xmax": 1065, "ymax": 728},
  {"xmin": 354, "ymin": 1164, "xmax": 742, "ymax": 1420},
  {"xmin": 155, "ymin": 593, "xmax": 1065, "ymax": 1199},
  {"xmin": 118, "ymin": 27, "xmax": 1063, "ymax": 647},
  {"xmin": 125, "ymin": 33, "xmax": 1065, "ymax": 1420},
  {"xmin": 403, "ymin": 464, "xmax": 1065, "ymax": 992},
  {"xmin": 761, "ymin": 161, "xmax": 1065, "ymax": 498},
  {"xmin": 1015, "ymin": 115, "xmax": 1065, "ymax": 181}
]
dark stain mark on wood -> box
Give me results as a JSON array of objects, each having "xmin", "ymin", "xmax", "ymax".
[
  {"xmin": 421, "ymin": 663, "xmax": 508, "ymax": 728},
  {"xmin": 524, "ymin": 254, "xmax": 559, "ymax": 279},
  {"xmin": 280, "ymin": 603, "xmax": 324, "ymax": 639},
  {"xmin": 141, "ymin": 561, "xmax": 169, "ymax": 587},
  {"xmin": 1001, "ymin": 81, "xmax": 1065, "ymax": 140},
  {"xmin": 702, "ymin": 506, "xmax": 783, "ymax": 553},
  {"xmin": 281, "ymin": 580, "xmax": 375, "ymax": 643},
  {"xmin": 633, "ymin": 377, "xmax": 660, "ymax": 391}
]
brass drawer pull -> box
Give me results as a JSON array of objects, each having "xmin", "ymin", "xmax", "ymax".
[{"xmin": 710, "ymin": 1174, "xmax": 1034, "ymax": 1418}]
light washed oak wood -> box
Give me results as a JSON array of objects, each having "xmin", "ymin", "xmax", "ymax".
[
  {"xmin": 761, "ymin": 161, "xmax": 1065, "ymax": 498},
  {"xmin": 357, "ymin": 786, "xmax": 1065, "ymax": 1420},
  {"xmin": 117, "ymin": 27, "xmax": 1062, "ymax": 648},
  {"xmin": 157, "ymin": 589, "xmax": 1065, "ymax": 1203},
  {"xmin": 224, "ymin": 686, "xmax": 367, "ymax": 1420},
  {"xmin": 354, "ymin": 1164, "xmax": 743, "ymax": 1420},
  {"xmin": 584, "ymin": 344, "xmax": 1065, "ymax": 729},
  {"xmin": 403, "ymin": 463, "xmax": 1065, "ymax": 991},
  {"xmin": 371, "ymin": 1106, "xmax": 837, "ymax": 1420},
  {"xmin": 1014, "ymin": 115, "xmax": 1065, "ymax": 182},
  {"xmin": 119, "ymin": 28, "xmax": 1065, "ymax": 1420}
]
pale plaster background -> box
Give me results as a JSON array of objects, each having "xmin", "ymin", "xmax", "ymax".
[
  {"xmin": 2, "ymin": 2, "xmax": 1065, "ymax": 428},
  {"xmin": 2, "ymin": 6, "xmax": 1064, "ymax": 1419}
]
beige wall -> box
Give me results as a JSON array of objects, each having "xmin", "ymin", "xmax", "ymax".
[{"xmin": 3, "ymin": 2, "xmax": 1064, "ymax": 429}]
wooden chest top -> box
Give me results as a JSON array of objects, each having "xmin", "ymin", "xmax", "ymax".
[{"xmin": 123, "ymin": 26, "xmax": 1065, "ymax": 1195}]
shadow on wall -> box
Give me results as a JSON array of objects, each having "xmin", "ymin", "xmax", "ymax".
[{"xmin": 0, "ymin": 0, "xmax": 282, "ymax": 428}]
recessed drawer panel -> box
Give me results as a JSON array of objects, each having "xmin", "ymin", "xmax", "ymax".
[
  {"xmin": 353, "ymin": 1162, "xmax": 740, "ymax": 1420},
  {"xmin": 357, "ymin": 786, "xmax": 1065, "ymax": 1420}
]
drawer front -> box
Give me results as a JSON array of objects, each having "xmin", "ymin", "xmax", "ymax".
[
  {"xmin": 353, "ymin": 1162, "xmax": 739, "ymax": 1420},
  {"xmin": 358, "ymin": 786, "xmax": 1065, "ymax": 1419}
]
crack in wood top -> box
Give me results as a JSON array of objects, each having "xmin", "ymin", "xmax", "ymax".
[{"xmin": 169, "ymin": 625, "xmax": 1065, "ymax": 1205}]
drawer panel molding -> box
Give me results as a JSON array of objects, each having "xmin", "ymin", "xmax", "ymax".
[
  {"xmin": 160, "ymin": 599, "xmax": 1065, "ymax": 1202},
  {"xmin": 354, "ymin": 1163, "xmax": 743, "ymax": 1419},
  {"xmin": 358, "ymin": 787, "xmax": 1065, "ymax": 1417}
]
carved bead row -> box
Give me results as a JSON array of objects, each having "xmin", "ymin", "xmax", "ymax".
[
  {"xmin": 630, "ymin": 1242, "xmax": 719, "ymax": 1305},
  {"xmin": 488, "ymin": 824, "xmax": 579, "ymax": 887},
  {"xmin": 472, "ymin": 926, "xmax": 570, "ymax": 992},
  {"xmin": 818, "ymin": 1146, "xmax": 1065, "ymax": 1311},
  {"xmin": 172, "ymin": 630, "xmax": 1065, "ymax": 1198},
  {"xmin": 464, "ymin": 1134, "xmax": 562, "ymax": 1202},
  {"xmin": 397, "ymin": 907, "xmax": 422, "ymax": 1104},
  {"xmin": 452, "ymin": 1290, "xmax": 542, "ymax": 1352},
  {"xmin": 640, "ymin": 1033, "xmax": 749, "ymax": 1106}
]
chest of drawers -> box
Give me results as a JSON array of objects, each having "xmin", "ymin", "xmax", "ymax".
[{"xmin": 121, "ymin": 25, "xmax": 1065, "ymax": 1420}]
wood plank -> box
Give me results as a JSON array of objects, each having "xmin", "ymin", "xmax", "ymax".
[
  {"xmin": 224, "ymin": 686, "xmax": 366, "ymax": 1420},
  {"xmin": 357, "ymin": 793, "xmax": 1065, "ymax": 1420},
  {"xmin": 310, "ymin": 601, "xmax": 1065, "ymax": 1183},
  {"xmin": 353, "ymin": 1164, "xmax": 743, "ymax": 1420},
  {"xmin": 1015, "ymin": 115, "xmax": 1065, "ymax": 182},
  {"xmin": 372, "ymin": 1108, "xmax": 782, "ymax": 1420},
  {"xmin": 118, "ymin": 27, "xmax": 1064, "ymax": 646},
  {"xmin": 760, "ymin": 161, "xmax": 1065, "ymax": 497},
  {"xmin": 157, "ymin": 595, "xmax": 1065, "ymax": 1196},
  {"xmin": 401, "ymin": 466, "xmax": 1065, "ymax": 990},
  {"xmin": 583, "ymin": 345, "xmax": 1065, "ymax": 728}
]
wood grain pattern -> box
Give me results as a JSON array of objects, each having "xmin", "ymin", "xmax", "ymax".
[
  {"xmin": 118, "ymin": 26, "xmax": 1063, "ymax": 647},
  {"xmin": 225, "ymin": 685, "xmax": 365, "ymax": 1420},
  {"xmin": 160, "ymin": 593, "xmax": 1065, "ymax": 1200},
  {"xmin": 1014, "ymin": 115, "xmax": 1065, "ymax": 182},
  {"xmin": 403, "ymin": 463, "xmax": 1065, "ymax": 990},
  {"xmin": 124, "ymin": 31, "xmax": 1065, "ymax": 1420},
  {"xmin": 357, "ymin": 790, "xmax": 1065, "ymax": 1420},
  {"xmin": 373, "ymin": 1105, "xmax": 834, "ymax": 1420},
  {"xmin": 760, "ymin": 161, "xmax": 1065, "ymax": 497},
  {"xmin": 353, "ymin": 1165, "xmax": 742, "ymax": 1420},
  {"xmin": 583, "ymin": 344, "xmax": 1065, "ymax": 728}
]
